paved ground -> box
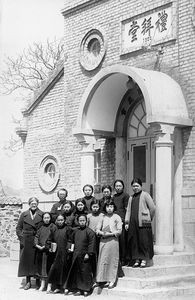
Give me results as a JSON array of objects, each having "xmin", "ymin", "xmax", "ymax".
[
  {"xmin": 0, "ymin": 257, "xmax": 118, "ymax": 300},
  {"xmin": 0, "ymin": 257, "xmax": 194, "ymax": 300}
]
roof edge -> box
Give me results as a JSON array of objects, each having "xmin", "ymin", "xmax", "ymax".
[{"xmin": 23, "ymin": 61, "xmax": 64, "ymax": 117}]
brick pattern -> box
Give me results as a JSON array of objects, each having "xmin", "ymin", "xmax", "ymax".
[
  {"xmin": 100, "ymin": 138, "xmax": 115, "ymax": 187},
  {"xmin": 23, "ymin": 74, "xmax": 67, "ymax": 203}
]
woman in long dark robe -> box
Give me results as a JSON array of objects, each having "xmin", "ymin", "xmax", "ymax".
[
  {"xmin": 64, "ymin": 214, "xmax": 96, "ymax": 297},
  {"xmin": 34, "ymin": 212, "xmax": 56, "ymax": 291},
  {"xmin": 125, "ymin": 178, "xmax": 155, "ymax": 268},
  {"xmin": 16, "ymin": 197, "xmax": 43, "ymax": 290},
  {"xmin": 46, "ymin": 214, "xmax": 73, "ymax": 293},
  {"xmin": 113, "ymin": 179, "xmax": 129, "ymax": 266}
]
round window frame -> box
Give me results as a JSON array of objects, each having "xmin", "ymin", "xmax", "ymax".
[
  {"xmin": 38, "ymin": 155, "xmax": 60, "ymax": 193},
  {"xmin": 79, "ymin": 28, "xmax": 107, "ymax": 71}
]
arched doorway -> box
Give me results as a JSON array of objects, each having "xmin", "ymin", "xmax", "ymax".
[{"xmin": 73, "ymin": 65, "xmax": 192, "ymax": 255}]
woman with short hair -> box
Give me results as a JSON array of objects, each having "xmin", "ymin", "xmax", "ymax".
[
  {"xmin": 96, "ymin": 201, "xmax": 122, "ymax": 289},
  {"xmin": 16, "ymin": 197, "xmax": 43, "ymax": 290},
  {"xmin": 125, "ymin": 178, "xmax": 155, "ymax": 268}
]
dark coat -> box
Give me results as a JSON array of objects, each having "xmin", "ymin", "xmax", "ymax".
[
  {"xmin": 72, "ymin": 209, "xmax": 88, "ymax": 228},
  {"xmin": 34, "ymin": 223, "xmax": 56, "ymax": 278},
  {"xmin": 99, "ymin": 196, "xmax": 112, "ymax": 212},
  {"xmin": 113, "ymin": 192, "xmax": 129, "ymax": 222},
  {"xmin": 76, "ymin": 196, "xmax": 96, "ymax": 212},
  {"xmin": 46, "ymin": 224, "xmax": 73, "ymax": 288},
  {"xmin": 50, "ymin": 201, "xmax": 66, "ymax": 222},
  {"xmin": 16, "ymin": 208, "xmax": 43, "ymax": 277},
  {"xmin": 65, "ymin": 227, "xmax": 96, "ymax": 292}
]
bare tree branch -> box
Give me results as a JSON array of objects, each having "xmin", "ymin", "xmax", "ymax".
[
  {"xmin": 0, "ymin": 38, "xmax": 64, "ymax": 96},
  {"xmin": 0, "ymin": 37, "xmax": 64, "ymax": 153}
]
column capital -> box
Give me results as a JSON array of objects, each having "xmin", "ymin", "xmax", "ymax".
[
  {"xmin": 81, "ymin": 142, "xmax": 95, "ymax": 155},
  {"xmin": 152, "ymin": 123, "xmax": 175, "ymax": 145},
  {"xmin": 73, "ymin": 131, "xmax": 97, "ymax": 146}
]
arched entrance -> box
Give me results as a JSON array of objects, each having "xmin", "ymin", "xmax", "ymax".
[{"xmin": 73, "ymin": 65, "xmax": 192, "ymax": 255}]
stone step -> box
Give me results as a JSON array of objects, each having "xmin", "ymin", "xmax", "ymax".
[
  {"xmin": 117, "ymin": 273, "xmax": 195, "ymax": 289},
  {"xmin": 93, "ymin": 284, "xmax": 195, "ymax": 300},
  {"xmin": 153, "ymin": 252, "xmax": 195, "ymax": 266},
  {"xmin": 123, "ymin": 263, "xmax": 195, "ymax": 278}
]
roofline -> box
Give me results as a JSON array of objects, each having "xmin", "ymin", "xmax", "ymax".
[
  {"xmin": 23, "ymin": 64, "xmax": 64, "ymax": 117},
  {"xmin": 61, "ymin": 0, "xmax": 107, "ymax": 17}
]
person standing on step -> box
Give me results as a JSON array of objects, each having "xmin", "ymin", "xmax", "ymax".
[
  {"xmin": 113, "ymin": 179, "xmax": 129, "ymax": 266},
  {"xmin": 87, "ymin": 199, "xmax": 104, "ymax": 257},
  {"xmin": 99, "ymin": 185, "xmax": 113, "ymax": 212},
  {"xmin": 76, "ymin": 184, "xmax": 96, "ymax": 213},
  {"xmin": 72, "ymin": 198, "xmax": 88, "ymax": 228},
  {"xmin": 46, "ymin": 214, "xmax": 73, "ymax": 294},
  {"xmin": 34, "ymin": 212, "xmax": 56, "ymax": 291},
  {"xmin": 16, "ymin": 197, "xmax": 43, "ymax": 290},
  {"xmin": 125, "ymin": 178, "xmax": 155, "ymax": 268},
  {"xmin": 64, "ymin": 214, "xmax": 96, "ymax": 297},
  {"xmin": 61, "ymin": 200, "xmax": 75, "ymax": 227},
  {"xmin": 96, "ymin": 200, "xmax": 122, "ymax": 289},
  {"xmin": 50, "ymin": 188, "xmax": 69, "ymax": 222}
]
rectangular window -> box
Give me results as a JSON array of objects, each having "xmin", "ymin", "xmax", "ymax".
[{"xmin": 94, "ymin": 149, "xmax": 101, "ymax": 184}]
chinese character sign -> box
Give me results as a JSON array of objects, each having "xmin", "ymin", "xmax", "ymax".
[{"xmin": 121, "ymin": 5, "xmax": 174, "ymax": 54}]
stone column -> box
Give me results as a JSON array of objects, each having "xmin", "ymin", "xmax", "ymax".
[
  {"xmin": 80, "ymin": 142, "xmax": 95, "ymax": 188},
  {"xmin": 154, "ymin": 124, "xmax": 174, "ymax": 255},
  {"xmin": 173, "ymin": 128, "xmax": 184, "ymax": 251},
  {"xmin": 73, "ymin": 131, "xmax": 96, "ymax": 189}
]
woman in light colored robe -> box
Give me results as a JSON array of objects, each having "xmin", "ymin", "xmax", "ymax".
[{"xmin": 96, "ymin": 200, "xmax": 122, "ymax": 289}]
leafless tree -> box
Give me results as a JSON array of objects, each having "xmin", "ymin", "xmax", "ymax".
[
  {"xmin": 0, "ymin": 38, "xmax": 64, "ymax": 154},
  {"xmin": 0, "ymin": 38, "xmax": 64, "ymax": 95}
]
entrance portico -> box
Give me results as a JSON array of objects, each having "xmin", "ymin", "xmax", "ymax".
[{"xmin": 73, "ymin": 65, "xmax": 192, "ymax": 255}]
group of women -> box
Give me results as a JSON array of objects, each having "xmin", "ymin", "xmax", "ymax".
[{"xmin": 16, "ymin": 178, "xmax": 155, "ymax": 296}]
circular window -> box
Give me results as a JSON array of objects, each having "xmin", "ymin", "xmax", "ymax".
[
  {"xmin": 38, "ymin": 156, "xmax": 60, "ymax": 193},
  {"xmin": 79, "ymin": 29, "xmax": 107, "ymax": 71},
  {"xmin": 87, "ymin": 38, "xmax": 101, "ymax": 56}
]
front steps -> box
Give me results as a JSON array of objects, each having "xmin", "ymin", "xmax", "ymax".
[{"xmin": 94, "ymin": 252, "xmax": 195, "ymax": 299}]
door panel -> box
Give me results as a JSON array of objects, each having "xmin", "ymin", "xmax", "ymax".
[
  {"xmin": 128, "ymin": 137, "xmax": 155, "ymax": 194},
  {"xmin": 128, "ymin": 137, "xmax": 155, "ymax": 240}
]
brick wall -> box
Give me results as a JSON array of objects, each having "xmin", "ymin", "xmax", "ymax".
[
  {"xmin": 101, "ymin": 138, "xmax": 115, "ymax": 186},
  {"xmin": 23, "ymin": 74, "xmax": 68, "ymax": 207}
]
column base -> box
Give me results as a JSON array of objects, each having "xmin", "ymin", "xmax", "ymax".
[
  {"xmin": 154, "ymin": 245, "xmax": 174, "ymax": 255},
  {"xmin": 174, "ymin": 243, "xmax": 184, "ymax": 252}
]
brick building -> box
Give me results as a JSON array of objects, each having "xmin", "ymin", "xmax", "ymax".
[{"xmin": 17, "ymin": 0, "xmax": 195, "ymax": 256}]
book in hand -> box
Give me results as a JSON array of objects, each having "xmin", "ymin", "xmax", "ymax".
[
  {"xmin": 67, "ymin": 243, "xmax": 74, "ymax": 252},
  {"xmin": 103, "ymin": 225, "xmax": 111, "ymax": 233},
  {"xmin": 50, "ymin": 242, "xmax": 57, "ymax": 253}
]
